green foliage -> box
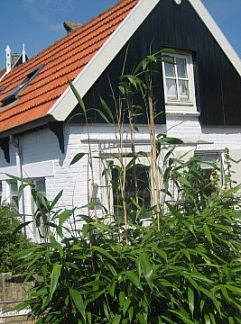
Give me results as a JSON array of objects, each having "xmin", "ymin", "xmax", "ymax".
[
  {"xmin": 16, "ymin": 174, "xmax": 241, "ymax": 323},
  {"xmin": 0, "ymin": 205, "xmax": 32, "ymax": 273},
  {"xmin": 14, "ymin": 53, "xmax": 241, "ymax": 323}
]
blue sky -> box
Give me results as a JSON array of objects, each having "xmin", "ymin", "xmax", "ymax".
[{"xmin": 0, "ymin": 0, "xmax": 240, "ymax": 69}]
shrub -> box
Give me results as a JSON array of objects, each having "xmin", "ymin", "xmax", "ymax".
[
  {"xmin": 0, "ymin": 205, "xmax": 32, "ymax": 273},
  {"xmin": 15, "ymin": 176, "xmax": 241, "ymax": 323},
  {"xmin": 15, "ymin": 54, "xmax": 241, "ymax": 322}
]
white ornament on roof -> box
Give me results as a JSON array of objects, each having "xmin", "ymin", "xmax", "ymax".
[
  {"xmin": 174, "ymin": 0, "xmax": 182, "ymax": 4},
  {"xmin": 22, "ymin": 44, "xmax": 26, "ymax": 63},
  {"xmin": 5, "ymin": 45, "xmax": 11, "ymax": 73}
]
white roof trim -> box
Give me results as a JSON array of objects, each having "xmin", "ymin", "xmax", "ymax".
[
  {"xmin": 189, "ymin": 0, "xmax": 241, "ymax": 76},
  {"xmin": 49, "ymin": 0, "xmax": 160, "ymax": 121},
  {"xmin": 49, "ymin": 0, "xmax": 241, "ymax": 122}
]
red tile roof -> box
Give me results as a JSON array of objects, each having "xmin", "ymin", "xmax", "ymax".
[
  {"xmin": 0, "ymin": 0, "xmax": 138, "ymax": 134},
  {"xmin": 0, "ymin": 69, "xmax": 5, "ymax": 79}
]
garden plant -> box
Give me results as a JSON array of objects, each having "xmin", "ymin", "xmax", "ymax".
[{"xmin": 9, "ymin": 53, "xmax": 241, "ymax": 323}]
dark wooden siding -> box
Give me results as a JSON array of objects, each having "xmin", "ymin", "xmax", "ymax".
[{"xmin": 82, "ymin": 0, "xmax": 241, "ymax": 126}]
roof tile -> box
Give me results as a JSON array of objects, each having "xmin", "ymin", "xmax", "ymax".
[{"xmin": 0, "ymin": 0, "xmax": 138, "ymax": 133}]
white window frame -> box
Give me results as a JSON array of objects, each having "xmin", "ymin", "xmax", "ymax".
[
  {"xmin": 194, "ymin": 151, "xmax": 224, "ymax": 185},
  {"xmin": 8, "ymin": 180, "xmax": 19, "ymax": 210},
  {"xmin": 162, "ymin": 51, "xmax": 197, "ymax": 114},
  {"xmin": 101, "ymin": 155, "xmax": 152, "ymax": 217},
  {"xmin": 31, "ymin": 178, "xmax": 46, "ymax": 242}
]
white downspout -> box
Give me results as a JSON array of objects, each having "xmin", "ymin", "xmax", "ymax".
[{"xmin": 11, "ymin": 136, "xmax": 26, "ymax": 235}]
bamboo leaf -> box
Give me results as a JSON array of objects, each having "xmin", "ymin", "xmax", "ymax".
[
  {"xmin": 69, "ymin": 289, "xmax": 86, "ymax": 322},
  {"xmin": 100, "ymin": 97, "xmax": 114, "ymax": 122},
  {"xmin": 69, "ymin": 81, "xmax": 86, "ymax": 113},
  {"xmin": 125, "ymin": 271, "xmax": 143, "ymax": 290},
  {"xmin": 58, "ymin": 209, "xmax": 73, "ymax": 227},
  {"xmin": 12, "ymin": 221, "xmax": 32, "ymax": 235},
  {"xmin": 188, "ymin": 287, "xmax": 194, "ymax": 318},
  {"xmin": 169, "ymin": 309, "xmax": 193, "ymax": 324},
  {"xmin": 93, "ymin": 245, "xmax": 116, "ymax": 263},
  {"xmin": 209, "ymin": 312, "xmax": 216, "ymax": 324},
  {"xmin": 70, "ymin": 153, "xmax": 86, "ymax": 165},
  {"xmin": 90, "ymin": 108, "xmax": 113, "ymax": 124},
  {"xmin": 204, "ymin": 314, "xmax": 211, "ymax": 324},
  {"xmin": 50, "ymin": 190, "xmax": 63, "ymax": 209},
  {"xmin": 157, "ymin": 134, "xmax": 184, "ymax": 145},
  {"xmin": 203, "ymin": 224, "xmax": 213, "ymax": 246},
  {"xmin": 50, "ymin": 235, "xmax": 63, "ymax": 255},
  {"xmin": 113, "ymin": 315, "xmax": 121, "ymax": 324},
  {"xmin": 50, "ymin": 263, "xmax": 62, "ymax": 300}
]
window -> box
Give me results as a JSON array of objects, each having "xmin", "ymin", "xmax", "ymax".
[
  {"xmin": 111, "ymin": 164, "xmax": 150, "ymax": 220},
  {"xmin": 9, "ymin": 180, "xmax": 19, "ymax": 210},
  {"xmin": 31, "ymin": 178, "xmax": 46, "ymax": 215},
  {"xmin": 31, "ymin": 178, "xmax": 46, "ymax": 241},
  {"xmin": 162, "ymin": 52, "xmax": 197, "ymax": 112},
  {"xmin": 1, "ymin": 64, "xmax": 44, "ymax": 107},
  {"xmin": 195, "ymin": 152, "xmax": 223, "ymax": 196},
  {"xmin": 34, "ymin": 178, "xmax": 46, "ymax": 195}
]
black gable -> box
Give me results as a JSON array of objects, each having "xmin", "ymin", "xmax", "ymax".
[{"xmin": 83, "ymin": 0, "xmax": 241, "ymax": 126}]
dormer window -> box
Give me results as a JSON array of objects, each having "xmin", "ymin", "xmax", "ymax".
[
  {"xmin": 1, "ymin": 64, "xmax": 44, "ymax": 107},
  {"xmin": 162, "ymin": 52, "xmax": 197, "ymax": 113}
]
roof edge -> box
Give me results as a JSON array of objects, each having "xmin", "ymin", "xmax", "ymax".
[
  {"xmin": 189, "ymin": 0, "xmax": 241, "ymax": 76},
  {"xmin": 48, "ymin": 0, "xmax": 160, "ymax": 121},
  {"xmin": 0, "ymin": 115, "xmax": 54, "ymax": 140}
]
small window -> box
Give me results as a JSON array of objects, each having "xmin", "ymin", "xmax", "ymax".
[
  {"xmin": 162, "ymin": 52, "xmax": 196, "ymax": 110},
  {"xmin": 1, "ymin": 64, "xmax": 44, "ymax": 107},
  {"xmin": 31, "ymin": 178, "xmax": 46, "ymax": 241},
  {"xmin": 112, "ymin": 164, "xmax": 150, "ymax": 219},
  {"xmin": 31, "ymin": 178, "xmax": 46, "ymax": 215},
  {"xmin": 9, "ymin": 180, "xmax": 19, "ymax": 210},
  {"xmin": 195, "ymin": 152, "xmax": 223, "ymax": 196},
  {"xmin": 34, "ymin": 178, "xmax": 46, "ymax": 194}
]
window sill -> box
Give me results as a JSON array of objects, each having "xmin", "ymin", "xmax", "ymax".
[
  {"xmin": 165, "ymin": 102, "xmax": 199, "ymax": 117},
  {"xmin": 165, "ymin": 110, "xmax": 200, "ymax": 117}
]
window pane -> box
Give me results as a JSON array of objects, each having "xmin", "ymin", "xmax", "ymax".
[
  {"xmin": 178, "ymin": 80, "xmax": 189, "ymax": 101},
  {"xmin": 164, "ymin": 57, "xmax": 175, "ymax": 77},
  {"xmin": 10, "ymin": 181, "xmax": 18, "ymax": 194},
  {"xmin": 196, "ymin": 153, "xmax": 220, "ymax": 169},
  {"xmin": 112, "ymin": 164, "xmax": 150, "ymax": 219},
  {"xmin": 12, "ymin": 196, "xmax": 19, "ymax": 210},
  {"xmin": 166, "ymin": 79, "xmax": 178, "ymax": 100},
  {"xmin": 35, "ymin": 179, "xmax": 46, "ymax": 194},
  {"xmin": 176, "ymin": 57, "xmax": 187, "ymax": 78}
]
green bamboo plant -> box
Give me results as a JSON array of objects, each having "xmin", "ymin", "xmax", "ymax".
[{"xmin": 11, "ymin": 53, "xmax": 241, "ymax": 323}]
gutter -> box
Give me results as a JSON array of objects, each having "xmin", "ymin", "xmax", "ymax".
[{"xmin": 10, "ymin": 135, "xmax": 26, "ymax": 236}]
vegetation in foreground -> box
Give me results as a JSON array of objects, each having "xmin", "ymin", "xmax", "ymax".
[
  {"xmin": 0, "ymin": 206, "xmax": 32, "ymax": 274},
  {"xmin": 3, "ymin": 53, "xmax": 241, "ymax": 323}
]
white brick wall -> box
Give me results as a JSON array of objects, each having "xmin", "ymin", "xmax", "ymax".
[{"xmin": 0, "ymin": 119, "xmax": 241, "ymax": 240}]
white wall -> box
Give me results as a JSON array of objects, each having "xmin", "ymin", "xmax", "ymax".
[{"xmin": 1, "ymin": 118, "xmax": 241, "ymax": 240}]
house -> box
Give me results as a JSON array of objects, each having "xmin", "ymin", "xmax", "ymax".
[{"xmin": 0, "ymin": 0, "xmax": 240, "ymax": 240}]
